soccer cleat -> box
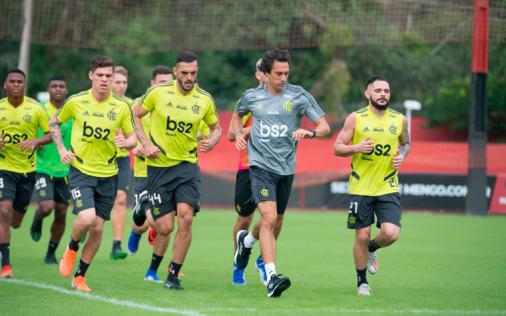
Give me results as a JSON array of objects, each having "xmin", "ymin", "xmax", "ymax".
[
  {"xmin": 144, "ymin": 269, "xmax": 162, "ymax": 283},
  {"xmin": 357, "ymin": 283, "xmax": 371, "ymax": 296},
  {"xmin": 127, "ymin": 230, "xmax": 142, "ymax": 255},
  {"xmin": 266, "ymin": 274, "xmax": 291, "ymax": 297},
  {"xmin": 132, "ymin": 194, "xmax": 148, "ymax": 227},
  {"xmin": 234, "ymin": 230, "xmax": 252, "ymax": 270},
  {"xmin": 0, "ymin": 265, "xmax": 13, "ymax": 279},
  {"xmin": 255, "ymin": 256, "xmax": 268, "ymax": 286},
  {"xmin": 232, "ymin": 263, "xmax": 245, "ymax": 285},
  {"xmin": 110, "ymin": 244, "xmax": 128, "ymax": 260},
  {"xmin": 164, "ymin": 275, "xmax": 183, "ymax": 290},
  {"xmin": 44, "ymin": 253, "xmax": 58, "ymax": 265},
  {"xmin": 367, "ymin": 252, "xmax": 379, "ymax": 274},
  {"xmin": 72, "ymin": 276, "xmax": 92, "ymax": 292},
  {"xmin": 30, "ymin": 217, "xmax": 43, "ymax": 242},
  {"xmin": 59, "ymin": 246, "xmax": 77, "ymax": 278},
  {"xmin": 147, "ymin": 227, "xmax": 157, "ymax": 246}
]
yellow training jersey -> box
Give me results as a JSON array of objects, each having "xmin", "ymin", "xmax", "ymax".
[
  {"xmin": 56, "ymin": 90, "xmax": 135, "ymax": 178},
  {"xmin": 0, "ymin": 97, "xmax": 50, "ymax": 173},
  {"xmin": 349, "ymin": 106, "xmax": 403, "ymax": 196},
  {"xmin": 140, "ymin": 82, "xmax": 218, "ymax": 168},
  {"xmin": 116, "ymin": 95, "xmax": 133, "ymax": 158}
]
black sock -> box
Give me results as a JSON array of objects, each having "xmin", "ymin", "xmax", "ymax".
[
  {"xmin": 356, "ymin": 268, "xmax": 367, "ymax": 287},
  {"xmin": 368, "ymin": 239, "xmax": 381, "ymax": 252},
  {"xmin": 47, "ymin": 241, "xmax": 58, "ymax": 256},
  {"xmin": 75, "ymin": 260, "xmax": 90, "ymax": 277},
  {"xmin": 113, "ymin": 240, "xmax": 121, "ymax": 249},
  {"xmin": 69, "ymin": 238, "xmax": 79, "ymax": 251},
  {"xmin": 168, "ymin": 261, "xmax": 182, "ymax": 278},
  {"xmin": 0, "ymin": 243, "xmax": 10, "ymax": 267},
  {"xmin": 149, "ymin": 254, "xmax": 163, "ymax": 271}
]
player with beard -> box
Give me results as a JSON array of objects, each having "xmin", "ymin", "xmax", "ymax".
[{"xmin": 333, "ymin": 76, "xmax": 411, "ymax": 296}]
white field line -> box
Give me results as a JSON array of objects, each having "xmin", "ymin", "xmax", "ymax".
[
  {"xmin": 0, "ymin": 278, "xmax": 205, "ymax": 316},
  {"xmin": 2, "ymin": 278, "xmax": 505, "ymax": 315}
]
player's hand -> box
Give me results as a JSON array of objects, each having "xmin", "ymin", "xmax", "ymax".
[
  {"xmin": 114, "ymin": 129, "xmax": 127, "ymax": 148},
  {"xmin": 143, "ymin": 144, "xmax": 160, "ymax": 159},
  {"xmin": 354, "ymin": 137, "xmax": 374, "ymax": 154},
  {"xmin": 199, "ymin": 136, "xmax": 214, "ymax": 152},
  {"xmin": 58, "ymin": 147, "xmax": 75, "ymax": 164},
  {"xmin": 235, "ymin": 133, "xmax": 247, "ymax": 151},
  {"xmin": 291, "ymin": 128, "xmax": 312, "ymax": 141},
  {"xmin": 18, "ymin": 139, "xmax": 37, "ymax": 153},
  {"xmin": 392, "ymin": 151, "xmax": 404, "ymax": 169},
  {"xmin": 132, "ymin": 144, "xmax": 144, "ymax": 158}
]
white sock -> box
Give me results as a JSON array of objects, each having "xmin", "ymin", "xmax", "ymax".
[
  {"xmin": 264, "ymin": 262, "xmax": 276, "ymax": 282},
  {"xmin": 244, "ymin": 233, "xmax": 257, "ymax": 248}
]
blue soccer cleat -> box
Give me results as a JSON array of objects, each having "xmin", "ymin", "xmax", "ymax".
[
  {"xmin": 144, "ymin": 269, "xmax": 162, "ymax": 283},
  {"xmin": 233, "ymin": 263, "xmax": 245, "ymax": 285},
  {"xmin": 255, "ymin": 255, "xmax": 268, "ymax": 286},
  {"xmin": 127, "ymin": 230, "xmax": 142, "ymax": 255}
]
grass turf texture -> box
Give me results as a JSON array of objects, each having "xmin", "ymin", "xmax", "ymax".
[{"xmin": 1, "ymin": 208, "xmax": 505, "ymax": 316}]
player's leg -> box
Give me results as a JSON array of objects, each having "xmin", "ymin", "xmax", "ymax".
[
  {"xmin": 348, "ymin": 194, "xmax": 374, "ymax": 295},
  {"xmin": 367, "ymin": 193, "xmax": 402, "ymax": 275},
  {"xmin": 31, "ymin": 174, "xmax": 55, "ymax": 241},
  {"xmin": 110, "ymin": 156, "xmax": 131, "ymax": 260},
  {"xmin": 10, "ymin": 172, "xmax": 35, "ymax": 229},
  {"xmin": 145, "ymin": 228, "xmax": 170, "ymax": 283},
  {"xmin": 45, "ymin": 177, "xmax": 70, "ymax": 264},
  {"xmin": 0, "ymin": 200, "xmax": 14, "ymax": 278},
  {"xmin": 128, "ymin": 177, "xmax": 149, "ymax": 255}
]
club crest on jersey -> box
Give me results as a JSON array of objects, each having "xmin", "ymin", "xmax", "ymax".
[
  {"xmin": 256, "ymin": 103, "xmax": 264, "ymax": 110},
  {"xmin": 192, "ymin": 104, "xmax": 201, "ymax": 114},
  {"xmin": 389, "ymin": 125, "xmax": 397, "ymax": 135},
  {"xmin": 82, "ymin": 111, "xmax": 90, "ymax": 116},
  {"xmin": 283, "ymin": 101, "xmax": 293, "ymax": 112},
  {"xmin": 23, "ymin": 114, "xmax": 32, "ymax": 123},
  {"xmin": 260, "ymin": 187, "xmax": 269, "ymax": 197},
  {"xmin": 107, "ymin": 111, "xmax": 117, "ymax": 121}
]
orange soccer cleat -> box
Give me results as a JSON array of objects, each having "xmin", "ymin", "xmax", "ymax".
[
  {"xmin": 59, "ymin": 246, "xmax": 78, "ymax": 278},
  {"xmin": 0, "ymin": 265, "xmax": 13, "ymax": 279},
  {"xmin": 72, "ymin": 275, "xmax": 92, "ymax": 292}
]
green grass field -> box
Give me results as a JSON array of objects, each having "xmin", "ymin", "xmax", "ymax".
[{"xmin": 1, "ymin": 208, "xmax": 505, "ymax": 316}]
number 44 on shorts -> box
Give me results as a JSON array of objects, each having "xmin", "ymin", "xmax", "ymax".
[{"xmin": 149, "ymin": 193, "xmax": 162, "ymax": 205}]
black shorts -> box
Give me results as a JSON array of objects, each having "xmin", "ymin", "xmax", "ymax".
[
  {"xmin": 116, "ymin": 156, "xmax": 131, "ymax": 192},
  {"xmin": 0, "ymin": 170, "xmax": 35, "ymax": 214},
  {"xmin": 35, "ymin": 173, "xmax": 71, "ymax": 204},
  {"xmin": 249, "ymin": 166, "xmax": 294, "ymax": 215},
  {"xmin": 133, "ymin": 176, "xmax": 148, "ymax": 208},
  {"xmin": 347, "ymin": 193, "xmax": 402, "ymax": 229},
  {"xmin": 68, "ymin": 166, "xmax": 118, "ymax": 221},
  {"xmin": 234, "ymin": 169, "xmax": 256, "ymax": 217},
  {"xmin": 147, "ymin": 162, "xmax": 201, "ymax": 221}
]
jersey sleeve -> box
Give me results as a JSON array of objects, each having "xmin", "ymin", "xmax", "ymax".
[
  {"xmin": 299, "ymin": 91, "xmax": 325, "ymax": 123},
  {"xmin": 140, "ymin": 87, "xmax": 156, "ymax": 112},
  {"xmin": 235, "ymin": 92, "xmax": 251, "ymax": 117},
  {"xmin": 56, "ymin": 99, "xmax": 75, "ymax": 123},
  {"xmin": 203, "ymin": 97, "xmax": 219, "ymax": 127},
  {"xmin": 37, "ymin": 108, "xmax": 50, "ymax": 133},
  {"xmin": 120, "ymin": 104, "xmax": 135, "ymax": 134}
]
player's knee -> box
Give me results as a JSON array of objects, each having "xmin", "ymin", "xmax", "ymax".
[
  {"xmin": 236, "ymin": 215, "xmax": 252, "ymax": 228},
  {"xmin": 115, "ymin": 191, "xmax": 127, "ymax": 206},
  {"xmin": 156, "ymin": 223, "xmax": 174, "ymax": 236},
  {"xmin": 356, "ymin": 230, "xmax": 371, "ymax": 244},
  {"xmin": 38, "ymin": 205, "xmax": 53, "ymax": 217},
  {"xmin": 383, "ymin": 229, "xmax": 400, "ymax": 244}
]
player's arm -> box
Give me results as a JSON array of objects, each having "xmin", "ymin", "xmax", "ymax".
[
  {"xmin": 199, "ymin": 121, "xmax": 222, "ymax": 152},
  {"xmin": 18, "ymin": 133, "xmax": 52, "ymax": 153},
  {"xmin": 227, "ymin": 112, "xmax": 251, "ymax": 142},
  {"xmin": 49, "ymin": 114, "xmax": 75, "ymax": 164},
  {"xmin": 392, "ymin": 115, "xmax": 411, "ymax": 169},
  {"xmin": 132, "ymin": 103, "xmax": 159, "ymax": 159},
  {"xmin": 231, "ymin": 111, "xmax": 249, "ymax": 151},
  {"xmin": 291, "ymin": 116, "xmax": 330, "ymax": 141},
  {"xmin": 114, "ymin": 129, "xmax": 137, "ymax": 151},
  {"xmin": 333, "ymin": 113, "xmax": 374, "ymax": 157}
]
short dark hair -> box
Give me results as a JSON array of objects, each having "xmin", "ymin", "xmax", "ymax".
[
  {"xmin": 176, "ymin": 51, "xmax": 198, "ymax": 64},
  {"xmin": 365, "ymin": 76, "xmax": 389, "ymax": 89},
  {"xmin": 152, "ymin": 65, "xmax": 172, "ymax": 79},
  {"xmin": 259, "ymin": 49, "xmax": 290, "ymax": 74},
  {"xmin": 48, "ymin": 75, "xmax": 65, "ymax": 85},
  {"xmin": 4, "ymin": 68, "xmax": 26, "ymax": 82},
  {"xmin": 90, "ymin": 55, "xmax": 115, "ymax": 72}
]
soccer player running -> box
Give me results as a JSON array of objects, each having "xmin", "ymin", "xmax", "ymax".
[
  {"xmin": 333, "ymin": 76, "xmax": 411, "ymax": 296},
  {"xmin": 109, "ymin": 65, "xmax": 133, "ymax": 260},
  {"xmin": 30, "ymin": 76, "xmax": 72, "ymax": 264},
  {"xmin": 232, "ymin": 49, "xmax": 330, "ymax": 297},
  {"xmin": 0, "ymin": 69, "xmax": 52, "ymax": 278},
  {"xmin": 51, "ymin": 56, "xmax": 137, "ymax": 292},
  {"xmin": 133, "ymin": 51, "xmax": 221, "ymax": 290},
  {"xmin": 227, "ymin": 58, "xmax": 269, "ymax": 286},
  {"xmin": 127, "ymin": 66, "xmax": 173, "ymax": 263}
]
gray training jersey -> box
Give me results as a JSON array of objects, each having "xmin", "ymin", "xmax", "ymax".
[{"xmin": 236, "ymin": 84, "xmax": 325, "ymax": 175}]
